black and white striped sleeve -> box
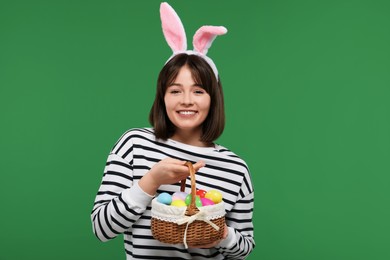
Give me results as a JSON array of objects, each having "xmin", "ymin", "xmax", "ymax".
[
  {"xmin": 217, "ymin": 170, "xmax": 255, "ymax": 258},
  {"xmin": 90, "ymin": 134, "xmax": 154, "ymax": 242}
]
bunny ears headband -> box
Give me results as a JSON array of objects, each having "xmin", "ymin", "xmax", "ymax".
[{"xmin": 160, "ymin": 2, "xmax": 227, "ymax": 80}]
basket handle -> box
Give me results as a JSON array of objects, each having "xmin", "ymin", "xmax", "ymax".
[{"xmin": 180, "ymin": 162, "xmax": 199, "ymax": 216}]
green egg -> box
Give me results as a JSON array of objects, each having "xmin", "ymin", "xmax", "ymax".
[{"xmin": 185, "ymin": 194, "xmax": 202, "ymax": 207}]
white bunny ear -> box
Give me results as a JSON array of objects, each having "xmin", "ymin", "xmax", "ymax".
[
  {"xmin": 160, "ymin": 2, "xmax": 187, "ymax": 53},
  {"xmin": 193, "ymin": 26, "xmax": 227, "ymax": 55}
]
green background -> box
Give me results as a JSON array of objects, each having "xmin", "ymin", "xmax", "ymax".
[{"xmin": 1, "ymin": 0, "xmax": 389, "ymax": 259}]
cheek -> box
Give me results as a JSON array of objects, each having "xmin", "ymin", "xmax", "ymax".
[
  {"xmin": 202, "ymin": 97, "xmax": 211, "ymax": 111},
  {"xmin": 164, "ymin": 96, "xmax": 173, "ymax": 110}
]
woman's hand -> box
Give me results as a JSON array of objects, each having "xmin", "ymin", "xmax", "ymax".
[{"xmin": 138, "ymin": 158, "xmax": 205, "ymax": 196}]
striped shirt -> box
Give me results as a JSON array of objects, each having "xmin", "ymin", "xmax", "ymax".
[{"xmin": 91, "ymin": 128, "xmax": 255, "ymax": 259}]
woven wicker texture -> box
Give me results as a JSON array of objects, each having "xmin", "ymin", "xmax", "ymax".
[{"xmin": 151, "ymin": 162, "xmax": 225, "ymax": 247}]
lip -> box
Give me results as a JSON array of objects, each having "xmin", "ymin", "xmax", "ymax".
[
  {"xmin": 176, "ymin": 109, "xmax": 198, "ymax": 114},
  {"xmin": 176, "ymin": 110, "xmax": 198, "ymax": 116}
]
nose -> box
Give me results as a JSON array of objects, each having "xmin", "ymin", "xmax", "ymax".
[{"xmin": 181, "ymin": 91, "xmax": 193, "ymax": 105}]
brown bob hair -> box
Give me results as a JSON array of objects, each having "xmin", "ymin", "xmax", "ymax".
[{"xmin": 149, "ymin": 53, "xmax": 225, "ymax": 144}]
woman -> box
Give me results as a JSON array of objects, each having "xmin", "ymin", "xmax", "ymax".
[{"xmin": 91, "ymin": 3, "xmax": 255, "ymax": 259}]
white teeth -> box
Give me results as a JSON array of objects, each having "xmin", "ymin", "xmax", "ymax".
[{"xmin": 179, "ymin": 111, "xmax": 196, "ymax": 115}]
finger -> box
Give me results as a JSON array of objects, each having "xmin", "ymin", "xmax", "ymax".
[
  {"xmin": 170, "ymin": 164, "xmax": 192, "ymax": 174},
  {"xmin": 193, "ymin": 160, "xmax": 206, "ymax": 171}
]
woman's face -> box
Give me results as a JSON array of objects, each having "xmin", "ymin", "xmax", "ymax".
[{"xmin": 164, "ymin": 65, "xmax": 211, "ymax": 138}]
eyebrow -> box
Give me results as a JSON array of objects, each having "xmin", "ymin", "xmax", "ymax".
[
  {"xmin": 168, "ymin": 83, "xmax": 203, "ymax": 87},
  {"xmin": 168, "ymin": 83, "xmax": 181, "ymax": 87}
]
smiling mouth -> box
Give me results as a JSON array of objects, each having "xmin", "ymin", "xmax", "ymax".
[{"xmin": 177, "ymin": 110, "xmax": 197, "ymax": 115}]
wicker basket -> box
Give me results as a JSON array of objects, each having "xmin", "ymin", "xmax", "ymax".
[{"xmin": 151, "ymin": 162, "xmax": 225, "ymax": 248}]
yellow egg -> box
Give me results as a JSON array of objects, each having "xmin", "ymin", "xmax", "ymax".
[
  {"xmin": 170, "ymin": 199, "xmax": 187, "ymax": 207},
  {"xmin": 205, "ymin": 190, "xmax": 223, "ymax": 204}
]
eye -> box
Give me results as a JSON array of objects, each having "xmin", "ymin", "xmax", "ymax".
[
  {"xmin": 194, "ymin": 89, "xmax": 206, "ymax": 94},
  {"xmin": 167, "ymin": 88, "xmax": 181, "ymax": 94}
]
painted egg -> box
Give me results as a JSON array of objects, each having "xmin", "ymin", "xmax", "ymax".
[
  {"xmin": 170, "ymin": 199, "xmax": 187, "ymax": 207},
  {"xmin": 157, "ymin": 192, "xmax": 172, "ymax": 205},
  {"xmin": 205, "ymin": 190, "xmax": 223, "ymax": 204},
  {"xmin": 185, "ymin": 194, "xmax": 202, "ymax": 207},
  {"xmin": 200, "ymin": 197, "xmax": 215, "ymax": 206},
  {"xmin": 172, "ymin": 191, "xmax": 188, "ymax": 201},
  {"xmin": 196, "ymin": 189, "xmax": 207, "ymax": 198}
]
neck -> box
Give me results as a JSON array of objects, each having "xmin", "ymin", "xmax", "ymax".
[{"xmin": 171, "ymin": 129, "xmax": 213, "ymax": 147}]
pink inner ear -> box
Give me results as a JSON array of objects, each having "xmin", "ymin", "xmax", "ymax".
[
  {"xmin": 160, "ymin": 2, "xmax": 187, "ymax": 52},
  {"xmin": 193, "ymin": 26, "xmax": 227, "ymax": 55}
]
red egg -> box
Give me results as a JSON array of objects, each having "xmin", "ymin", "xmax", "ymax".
[{"xmin": 196, "ymin": 189, "xmax": 207, "ymax": 198}]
